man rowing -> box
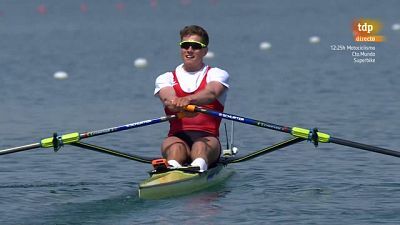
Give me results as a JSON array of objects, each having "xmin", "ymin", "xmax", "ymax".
[{"xmin": 154, "ymin": 25, "xmax": 230, "ymax": 171}]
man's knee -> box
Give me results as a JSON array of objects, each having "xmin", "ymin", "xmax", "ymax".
[{"xmin": 165, "ymin": 142, "xmax": 188, "ymax": 154}]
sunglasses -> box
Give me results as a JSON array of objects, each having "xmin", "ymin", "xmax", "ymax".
[{"xmin": 179, "ymin": 40, "xmax": 207, "ymax": 50}]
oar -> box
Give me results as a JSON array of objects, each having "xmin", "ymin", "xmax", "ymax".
[
  {"xmin": 0, "ymin": 114, "xmax": 181, "ymax": 156},
  {"xmin": 185, "ymin": 105, "xmax": 400, "ymax": 158}
]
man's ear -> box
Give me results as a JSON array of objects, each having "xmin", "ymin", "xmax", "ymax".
[{"xmin": 203, "ymin": 47, "xmax": 208, "ymax": 57}]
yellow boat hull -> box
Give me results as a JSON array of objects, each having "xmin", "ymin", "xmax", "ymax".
[{"xmin": 138, "ymin": 164, "xmax": 233, "ymax": 199}]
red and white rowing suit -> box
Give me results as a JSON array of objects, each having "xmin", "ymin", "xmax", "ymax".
[{"xmin": 154, "ymin": 64, "xmax": 230, "ymax": 137}]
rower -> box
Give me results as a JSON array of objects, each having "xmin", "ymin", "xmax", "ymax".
[{"xmin": 154, "ymin": 25, "xmax": 230, "ymax": 171}]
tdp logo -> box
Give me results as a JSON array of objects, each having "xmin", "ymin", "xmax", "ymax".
[
  {"xmin": 358, "ymin": 23, "xmax": 373, "ymax": 33},
  {"xmin": 352, "ymin": 18, "xmax": 385, "ymax": 42}
]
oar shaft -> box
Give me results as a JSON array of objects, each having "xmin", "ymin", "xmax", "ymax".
[
  {"xmin": 79, "ymin": 114, "xmax": 178, "ymax": 139},
  {"xmin": 186, "ymin": 105, "xmax": 400, "ymax": 158},
  {"xmin": 1, "ymin": 114, "xmax": 180, "ymax": 155},
  {"xmin": 0, "ymin": 143, "xmax": 41, "ymax": 156},
  {"xmin": 189, "ymin": 105, "xmax": 291, "ymax": 134},
  {"xmin": 330, "ymin": 137, "xmax": 400, "ymax": 158}
]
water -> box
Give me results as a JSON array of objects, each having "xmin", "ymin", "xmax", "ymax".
[{"xmin": 1, "ymin": 0, "xmax": 400, "ymax": 224}]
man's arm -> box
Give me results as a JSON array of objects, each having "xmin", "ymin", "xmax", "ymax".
[
  {"xmin": 158, "ymin": 86, "xmax": 179, "ymax": 112},
  {"xmin": 173, "ymin": 81, "xmax": 227, "ymax": 108}
]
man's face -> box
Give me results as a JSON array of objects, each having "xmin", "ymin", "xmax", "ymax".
[{"xmin": 180, "ymin": 34, "xmax": 208, "ymax": 71}]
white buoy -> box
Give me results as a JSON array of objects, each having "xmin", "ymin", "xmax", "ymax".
[
  {"xmin": 53, "ymin": 71, "xmax": 68, "ymax": 80},
  {"xmin": 309, "ymin": 36, "xmax": 320, "ymax": 44},
  {"xmin": 259, "ymin": 41, "xmax": 272, "ymax": 50},
  {"xmin": 392, "ymin": 23, "xmax": 400, "ymax": 31},
  {"xmin": 204, "ymin": 51, "xmax": 215, "ymax": 59},
  {"xmin": 134, "ymin": 58, "xmax": 148, "ymax": 68}
]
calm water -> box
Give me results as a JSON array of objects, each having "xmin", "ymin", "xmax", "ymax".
[{"xmin": 1, "ymin": 0, "xmax": 400, "ymax": 224}]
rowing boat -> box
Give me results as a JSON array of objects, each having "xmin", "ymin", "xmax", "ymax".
[
  {"xmin": 1, "ymin": 104, "xmax": 399, "ymax": 199},
  {"xmin": 137, "ymin": 136, "xmax": 302, "ymax": 199},
  {"xmin": 138, "ymin": 146, "xmax": 237, "ymax": 199},
  {"xmin": 138, "ymin": 163, "xmax": 234, "ymax": 199}
]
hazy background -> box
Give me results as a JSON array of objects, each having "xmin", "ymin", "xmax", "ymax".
[{"xmin": 1, "ymin": 0, "xmax": 399, "ymax": 224}]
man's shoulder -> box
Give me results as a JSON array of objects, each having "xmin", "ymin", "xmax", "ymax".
[
  {"xmin": 208, "ymin": 67, "xmax": 229, "ymax": 77},
  {"xmin": 156, "ymin": 71, "xmax": 174, "ymax": 80}
]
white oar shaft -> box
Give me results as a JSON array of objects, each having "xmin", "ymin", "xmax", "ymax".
[{"xmin": 0, "ymin": 143, "xmax": 41, "ymax": 156}]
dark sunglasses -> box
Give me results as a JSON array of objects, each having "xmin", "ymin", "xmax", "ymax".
[{"xmin": 179, "ymin": 40, "xmax": 207, "ymax": 50}]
